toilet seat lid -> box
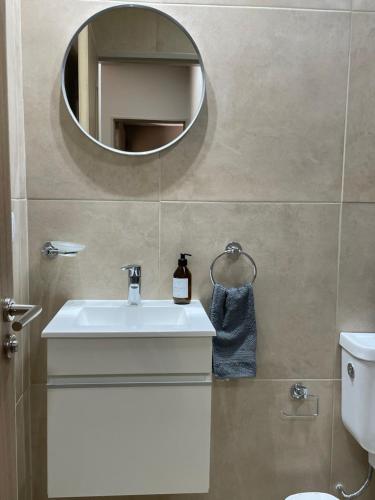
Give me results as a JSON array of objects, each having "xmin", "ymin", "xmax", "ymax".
[{"xmin": 286, "ymin": 494, "xmax": 338, "ymax": 500}]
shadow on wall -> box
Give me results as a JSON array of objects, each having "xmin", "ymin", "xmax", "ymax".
[
  {"xmin": 159, "ymin": 78, "xmax": 215, "ymax": 195},
  {"xmin": 56, "ymin": 74, "xmax": 212, "ymax": 199},
  {"xmin": 30, "ymin": 255, "xmax": 83, "ymax": 384}
]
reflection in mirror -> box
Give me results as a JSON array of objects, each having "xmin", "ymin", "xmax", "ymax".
[{"xmin": 62, "ymin": 5, "xmax": 205, "ymax": 156}]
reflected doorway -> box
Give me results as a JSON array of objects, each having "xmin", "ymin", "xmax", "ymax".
[{"xmin": 113, "ymin": 119, "xmax": 185, "ymax": 152}]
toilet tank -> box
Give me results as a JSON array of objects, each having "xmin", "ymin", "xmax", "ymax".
[{"xmin": 340, "ymin": 332, "xmax": 375, "ymax": 462}]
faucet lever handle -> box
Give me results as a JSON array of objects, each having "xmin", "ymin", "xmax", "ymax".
[{"xmin": 121, "ymin": 264, "xmax": 141, "ymax": 277}]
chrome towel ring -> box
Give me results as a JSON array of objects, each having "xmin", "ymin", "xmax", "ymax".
[{"xmin": 209, "ymin": 242, "xmax": 257, "ymax": 286}]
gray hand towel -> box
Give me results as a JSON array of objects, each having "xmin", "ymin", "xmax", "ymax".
[{"xmin": 210, "ymin": 283, "xmax": 257, "ymax": 379}]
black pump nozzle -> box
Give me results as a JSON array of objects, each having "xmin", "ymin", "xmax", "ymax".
[{"xmin": 178, "ymin": 253, "xmax": 192, "ymax": 266}]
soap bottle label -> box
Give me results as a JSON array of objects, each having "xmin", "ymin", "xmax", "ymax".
[{"xmin": 173, "ymin": 278, "xmax": 188, "ymax": 298}]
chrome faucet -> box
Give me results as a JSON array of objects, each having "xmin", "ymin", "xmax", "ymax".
[{"xmin": 121, "ymin": 264, "xmax": 141, "ymax": 305}]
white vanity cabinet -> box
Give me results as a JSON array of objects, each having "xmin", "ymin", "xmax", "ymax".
[{"xmin": 42, "ymin": 300, "xmax": 215, "ymax": 499}]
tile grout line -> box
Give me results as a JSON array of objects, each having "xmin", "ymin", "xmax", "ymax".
[
  {"xmin": 351, "ymin": 8, "xmax": 375, "ymax": 13},
  {"xmin": 160, "ymin": 200, "xmax": 343, "ymax": 205},
  {"xmin": 329, "ymin": 9, "xmax": 353, "ymax": 489},
  {"xmin": 99, "ymin": 1, "xmax": 353, "ymax": 13},
  {"xmin": 158, "ymin": 154, "xmax": 162, "ymax": 299},
  {"xmin": 26, "ymin": 198, "xmax": 344, "ymax": 205},
  {"xmin": 29, "ymin": 378, "xmax": 342, "ymax": 384},
  {"xmin": 158, "ymin": 202, "xmax": 162, "ymax": 300},
  {"xmin": 26, "ymin": 198, "xmax": 375, "ymax": 204},
  {"xmin": 94, "ymin": 0, "xmax": 375, "ymax": 12}
]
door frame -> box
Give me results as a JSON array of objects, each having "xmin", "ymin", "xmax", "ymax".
[{"xmin": 0, "ymin": 0, "xmax": 18, "ymax": 498}]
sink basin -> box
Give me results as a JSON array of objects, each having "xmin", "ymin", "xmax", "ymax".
[{"xmin": 42, "ymin": 300, "xmax": 216, "ymax": 338}]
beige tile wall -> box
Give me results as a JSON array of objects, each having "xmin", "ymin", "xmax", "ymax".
[
  {"xmin": 20, "ymin": 0, "xmax": 375, "ymax": 499},
  {"xmin": 352, "ymin": 0, "xmax": 375, "ymax": 11},
  {"xmin": 344, "ymin": 12, "xmax": 375, "ymax": 201}
]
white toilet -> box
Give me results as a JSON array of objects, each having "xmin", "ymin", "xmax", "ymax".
[
  {"xmin": 286, "ymin": 494, "xmax": 338, "ymax": 499},
  {"xmin": 340, "ymin": 332, "xmax": 375, "ymax": 469},
  {"xmin": 285, "ymin": 331, "xmax": 375, "ymax": 500}
]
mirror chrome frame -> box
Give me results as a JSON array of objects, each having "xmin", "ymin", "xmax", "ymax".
[{"xmin": 61, "ymin": 3, "xmax": 206, "ymax": 157}]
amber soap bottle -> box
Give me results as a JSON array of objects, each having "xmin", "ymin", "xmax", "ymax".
[{"xmin": 173, "ymin": 253, "xmax": 192, "ymax": 304}]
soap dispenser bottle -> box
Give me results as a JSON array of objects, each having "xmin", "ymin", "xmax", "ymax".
[{"xmin": 173, "ymin": 253, "xmax": 192, "ymax": 305}]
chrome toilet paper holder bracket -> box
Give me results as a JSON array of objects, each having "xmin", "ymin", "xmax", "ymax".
[{"xmin": 281, "ymin": 383, "xmax": 319, "ymax": 419}]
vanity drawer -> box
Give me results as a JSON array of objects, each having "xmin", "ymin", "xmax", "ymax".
[
  {"xmin": 47, "ymin": 337, "xmax": 212, "ymax": 376},
  {"xmin": 47, "ymin": 381, "xmax": 211, "ymax": 497}
]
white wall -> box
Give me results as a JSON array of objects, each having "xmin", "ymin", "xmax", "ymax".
[
  {"xmin": 100, "ymin": 62, "xmax": 193, "ymax": 146},
  {"xmin": 78, "ymin": 25, "xmax": 98, "ymax": 136},
  {"xmin": 91, "ymin": 8, "xmax": 196, "ymax": 58},
  {"xmin": 189, "ymin": 65, "xmax": 203, "ymax": 121}
]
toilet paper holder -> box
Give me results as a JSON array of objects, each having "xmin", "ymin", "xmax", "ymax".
[{"xmin": 281, "ymin": 383, "xmax": 319, "ymax": 419}]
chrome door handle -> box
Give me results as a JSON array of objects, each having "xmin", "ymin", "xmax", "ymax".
[{"xmin": 2, "ymin": 298, "xmax": 42, "ymax": 332}]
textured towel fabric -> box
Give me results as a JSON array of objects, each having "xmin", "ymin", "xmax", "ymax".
[{"xmin": 210, "ymin": 283, "xmax": 257, "ymax": 379}]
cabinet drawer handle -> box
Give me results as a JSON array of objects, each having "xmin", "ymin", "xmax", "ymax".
[{"xmin": 47, "ymin": 374, "xmax": 212, "ymax": 388}]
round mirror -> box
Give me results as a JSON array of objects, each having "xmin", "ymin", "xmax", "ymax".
[{"xmin": 62, "ymin": 5, "xmax": 205, "ymax": 156}]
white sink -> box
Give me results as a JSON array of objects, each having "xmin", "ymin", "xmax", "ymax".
[
  {"xmin": 42, "ymin": 299, "xmax": 216, "ymax": 338},
  {"xmin": 44, "ymin": 299, "xmax": 215, "ymax": 497}
]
